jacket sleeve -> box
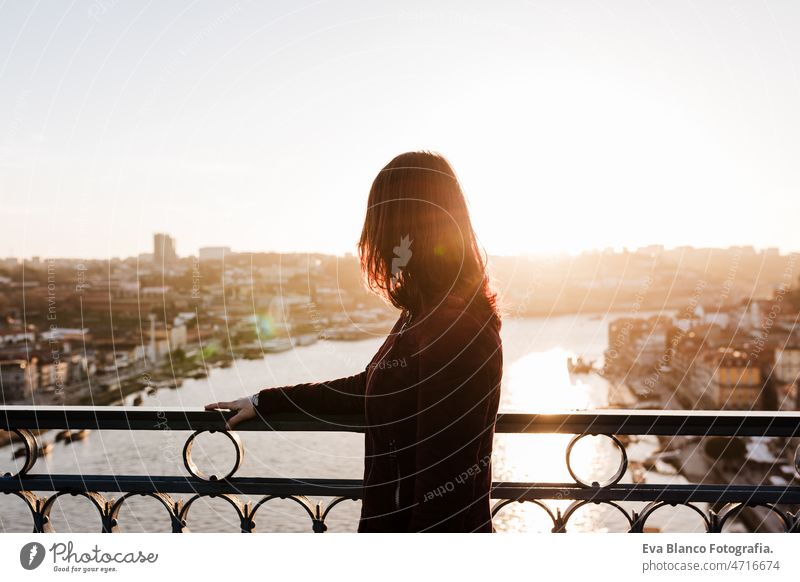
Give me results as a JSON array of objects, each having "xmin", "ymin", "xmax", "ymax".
[
  {"xmin": 252, "ymin": 369, "xmax": 367, "ymax": 416},
  {"xmin": 252, "ymin": 314, "xmax": 407, "ymax": 417},
  {"xmin": 407, "ymin": 309, "xmax": 501, "ymax": 532}
]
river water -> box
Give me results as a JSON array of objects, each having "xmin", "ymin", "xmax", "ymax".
[{"xmin": 1, "ymin": 313, "xmax": 712, "ymax": 533}]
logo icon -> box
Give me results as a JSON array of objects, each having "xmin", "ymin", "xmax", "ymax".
[
  {"xmin": 391, "ymin": 235, "xmax": 413, "ymax": 286},
  {"xmin": 20, "ymin": 542, "xmax": 46, "ymax": 570}
]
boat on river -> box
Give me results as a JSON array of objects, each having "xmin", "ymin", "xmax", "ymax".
[
  {"xmin": 262, "ymin": 338, "xmax": 293, "ymax": 353},
  {"xmin": 71, "ymin": 429, "xmax": 91, "ymax": 441},
  {"xmin": 54, "ymin": 429, "xmax": 72, "ymax": 443}
]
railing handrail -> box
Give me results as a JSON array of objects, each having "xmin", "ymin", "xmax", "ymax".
[{"xmin": 2, "ymin": 405, "xmax": 800, "ymax": 436}]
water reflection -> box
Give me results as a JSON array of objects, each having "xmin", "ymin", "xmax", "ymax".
[
  {"xmin": 492, "ymin": 325, "xmax": 708, "ymax": 533},
  {"xmin": 494, "ymin": 346, "xmax": 627, "ymax": 532}
]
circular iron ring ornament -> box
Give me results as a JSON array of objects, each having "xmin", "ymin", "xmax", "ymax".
[
  {"xmin": 248, "ymin": 494, "xmax": 326, "ymax": 532},
  {"xmin": 2, "ymin": 429, "xmax": 39, "ymax": 478},
  {"xmin": 109, "ymin": 492, "xmax": 185, "ymax": 533},
  {"xmin": 490, "ymin": 498, "xmax": 560, "ymax": 532},
  {"xmin": 717, "ymin": 502, "xmax": 795, "ymax": 533},
  {"xmin": 40, "ymin": 490, "xmax": 109, "ymax": 533},
  {"xmin": 559, "ymin": 498, "xmax": 635, "ymax": 532},
  {"xmin": 181, "ymin": 493, "xmax": 250, "ymax": 532},
  {"xmin": 565, "ymin": 433, "xmax": 628, "ymax": 488},
  {"xmin": 2, "ymin": 490, "xmax": 46, "ymax": 532},
  {"xmin": 633, "ymin": 500, "xmax": 712, "ymax": 533},
  {"xmin": 182, "ymin": 429, "xmax": 244, "ymax": 481},
  {"xmin": 320, "ymin": 496, "xmax": 359, "ymax": 523}
]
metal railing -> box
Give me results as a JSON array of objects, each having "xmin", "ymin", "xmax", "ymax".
[{"xmin": 2, "ymin": 406, "xmax": 800, "ymax": 533}]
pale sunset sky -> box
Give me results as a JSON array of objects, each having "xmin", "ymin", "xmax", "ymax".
[{"xmin": 1, "ymin": 1, "xmax": 799, "ymax": 259}]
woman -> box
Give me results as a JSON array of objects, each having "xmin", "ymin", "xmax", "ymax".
[{"xmin": 205, "ymin": 151, "xmax": 503, "ymax": 532}]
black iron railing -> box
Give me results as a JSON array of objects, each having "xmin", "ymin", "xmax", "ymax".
[{"xmin": 2, "ymin": 406, "xmax": 800, "ymax": 533}]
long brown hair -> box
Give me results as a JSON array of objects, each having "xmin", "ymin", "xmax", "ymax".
[{"xmin": 357, "ymin": 151, "xmax": 498, "ymax": 318}]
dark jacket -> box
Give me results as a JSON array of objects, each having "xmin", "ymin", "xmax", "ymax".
[{"xmin": 254, "ymin": 293, "xmax": 503, "ymax": 532}]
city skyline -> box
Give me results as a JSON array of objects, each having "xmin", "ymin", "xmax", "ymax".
[
  {"xmin": 0, "ymin": 237, "xmax": 797, "ymax": 262},
  {"xmin": 2, "ymin": 2, "xmax": 800, "ymax": 259}
]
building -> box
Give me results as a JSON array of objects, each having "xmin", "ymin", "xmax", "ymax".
[
  {"xmin": 775, "ymin": 380, "xmax": 798, "ymax": 411},
  {"xmin": 774, "ymin": 346, "xmax": 800, "ymax": 384},
  {"xmin": 199, "ymin": 246, "xmax": 231, "ymax": 261},
  {"xmin": 79, "ymin": 279, "xmax": 156, "ymax": 315},
  {"xmin": 37, "ymin": 356, "xmax": 70, "ymax": 392},
  {"xmin": 0, "ymin": 359, "xmax": 38, "ymax": 401},
  {"xmin": 604, "ymin": 315, "xmax": 670, "ymax": 376},
  {"xmin": 145, "ymin": 316, "xmax": 188, "ymax": 362},
  {"xmin": 672, "ymin": 333, "xmax": 712, "ymax": 407},
  {"xmin": 713, "ymin": 350, "xmax": 763, "ymax": 409},
  {"xmin": 679, "ymin": 346, "xmax": 766, "ymax": 410},
  {"xmin": 153, "ymin": 233, "xmax": 177, "ymax": 264},
  {"xmin": 0, "ymin": 326, "xmax": 36, "ymax": 346},
  {"xmin": 774, "ymin": 346, "xmax": 800, "ymax": 410}
]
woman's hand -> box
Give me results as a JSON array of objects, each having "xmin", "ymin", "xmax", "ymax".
[{"xmin": 204, "ymin": 396, "xmax": 256, "ymax": 430}]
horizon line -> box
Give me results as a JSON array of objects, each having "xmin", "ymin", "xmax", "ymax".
[{"xmin": 2, "ymin": 243, "xmax": 799, "ymax": 263}]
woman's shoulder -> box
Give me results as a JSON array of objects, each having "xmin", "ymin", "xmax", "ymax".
[
  {"xmin": 413, "ymin": 292, "xmax": 501, "ymax": 344},
  {"xmin": 410, "ymin": 294, "xmax": 502, "ymax": 385}
]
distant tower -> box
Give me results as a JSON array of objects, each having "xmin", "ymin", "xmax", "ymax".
[{"xmin": 153, "ymin": 233, "xmax": 177, "ymax": 264}]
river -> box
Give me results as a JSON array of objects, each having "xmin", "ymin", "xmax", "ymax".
[{"xmin": 1, "ymin": 313, "xmax": 714, "ymax": 533}]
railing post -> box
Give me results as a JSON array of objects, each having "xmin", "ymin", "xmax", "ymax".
[
  {"xmin": 312, "ymin": 502, "xmax": 327, "ymax": 533},
  {"xmin": 708, "ymin": 510, "xmax": 722, "ymax": 533},
  {"xmin": 241, "ymin": 501, "xmax": 256, "ymax": 533},
  {"xmin": 31, "ymin": 494, "xmax": 49, "ymax": 533},
  {"xmin": 101, "ymin": 498, "xmax": 118, "ymax": 533},
  {"xmin": 172, "ymin": 499, "xmax": 189, "ymax": 533},
  {"xmin": 551, "ymin": 508, "xmax": 567, "ymax": 533},
  {"xmin": 789, "ymin": 511, "xmax": 800, "ymax": 533},
  {"xmin": 629, "ymin": 509, "xmax": 643, "ymax": 533}
]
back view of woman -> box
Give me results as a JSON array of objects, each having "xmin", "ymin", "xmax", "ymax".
[{"xmin": 206, "ymin": 151, "xmax": 503, "ymax": 532}]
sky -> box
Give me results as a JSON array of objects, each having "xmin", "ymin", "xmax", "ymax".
[{"xmin": 1, "ymin": 0, "xmax": 799, "ymax": 260}]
